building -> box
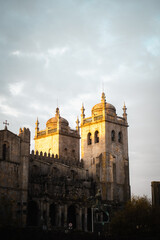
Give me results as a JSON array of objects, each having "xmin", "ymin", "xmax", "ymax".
[
  {"xmin": 151, "ymin": 181, "xmax": 160, "ymax": 207},
  {"xmin": 0, "ymin": 125, "xmax": 30, "ymax": 226},
  {"xmin": 0, "ymin": 92, "xmax": 130, "ymax": 230},
  {"xmin": 81, "ymin": 92, "xmax": 130, "ymax": 202}
]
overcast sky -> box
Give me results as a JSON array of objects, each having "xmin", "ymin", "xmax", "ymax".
[{"xmin": 0, "ymin": 0, "xmax": 160, "ymax": 199}]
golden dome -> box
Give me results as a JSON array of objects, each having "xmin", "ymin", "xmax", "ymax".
[
  {"xmin": 46, "ymin": 108, "xmax": 69, "ymax": 129},
  {"xmin": 46, "ymin": 116, "xmax": 69, "ymax": 129},
  {"xmin": 92, "ymin": 93, "xmax": 116, "ymax": 116},
  {"xmin": 92, "ymin": 102, "xmax": 116, "ymax": 115}
]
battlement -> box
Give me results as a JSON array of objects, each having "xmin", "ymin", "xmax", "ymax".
[
  {"xmin": 30, "ymin": 150, "xmax": 84, "ymax": 168},
  {"xmin": 19, "ymin": 127, "xmax": 30, "ymax": 142}
]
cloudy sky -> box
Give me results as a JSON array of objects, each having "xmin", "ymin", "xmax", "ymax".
[{"xmin": 0, "ymin": 0, "xmax": 160, "ymax": 199}]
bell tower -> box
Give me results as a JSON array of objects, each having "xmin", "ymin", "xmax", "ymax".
[{"xmin": 80, "ymin": 92, "xmax": 130, "ymax": 202}]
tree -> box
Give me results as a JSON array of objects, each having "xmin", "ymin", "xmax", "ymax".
[{"xmin": 110, "ymin": 196, "xmax": 155, "ymax": 237}]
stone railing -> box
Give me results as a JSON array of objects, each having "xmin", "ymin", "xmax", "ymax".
[
  {"xmin": 48, "ymin": 128, "xmax": 57, "ymax": 134},
  {"xmin": 83, "ymin": 117, "xmax": 92, "ymax": 124},
  {"xmin": 117, "ymin": 116, "xmax": 126, "ymax": 124},
  {"xmin": 37, "ymin": 130, "xmax": 46, "ymax": 136},
  {"xmin": 94, "ymin": 115, "xmax": 103, "ymax": 121}
]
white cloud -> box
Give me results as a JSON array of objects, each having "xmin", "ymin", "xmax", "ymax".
[
  {"xmin": 144, "ymin": 37, "xmax": 160, "ymax": 56},
  {"xmin": 9, "ymin": 81, "xmax": 25, "ymax": 96},
  {"xmin": 11, "ymin": 50, "xmax": 21, "ymax": 56},
  {"xmin": 47, "ymin": 47, "xmax": 69, "ymax": 56}
]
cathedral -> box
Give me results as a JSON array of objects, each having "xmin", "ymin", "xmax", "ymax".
[{"xmin": 0, "ymin": 92, "xmax": 130, "ymax": 231}]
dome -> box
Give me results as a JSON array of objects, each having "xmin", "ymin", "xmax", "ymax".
[
  {"xmin": 92, "ymin": 102, "xmax": 116, "ymax": 116},
  {"xmin": 46, "ymin": 116, "xmax": 69, "ymax": 129}
]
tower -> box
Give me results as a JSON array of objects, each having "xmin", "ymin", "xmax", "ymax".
[
  {"xmin": 34, "ymin": 108, "xmax": 80, "ymax": 161},
  {"xmin": 80, "ymin": 92, "xmax": 130, "ymax": 202}
]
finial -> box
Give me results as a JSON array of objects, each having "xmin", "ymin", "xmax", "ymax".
[
  {"xmin": 123, "ymin": 102, "xmax": 127, "ymax": 112},
  {"xmin": 123, "ymin": 102, "xmax": 127, "ymax": 120},
  {"xmin": 56, "ymin": 107, "xmax": 60, "ymax": 117},
  {"xmin": 36, "ymin": 117, "xmax": 39, "ymax": 124},
  {"xmin": 35, "ymin": 117, "xmax": 39, "ymax": 128},
  {"xmin": 101, "ymin": 92, "xmax": 106, "ymax": 103},
  {"xmin": 3, "ymin": 120, "xmax": 9, "ymax": 130},
  {"xmin": 81, "ymin": 103, "xmax": 85, "ymax": 121},
  {"xmin": 76, "ymin": 116, "xmax": 80, "ymax": 133},
  {"xmin": 76, "ymin": 116, "xmax": 80, "ymax": 125}
]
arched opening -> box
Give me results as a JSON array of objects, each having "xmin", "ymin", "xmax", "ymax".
[
  {"xmin": 67, "ymin": 205, "xmax": 76, "ymax": 229},
  {"xmin": 113, "ymin": 163, "xmax": 116, "ymax": 183},
  {"xmin": 61, "ymin": 212, "xmax": 64, "ymax": 227},
  {"xmin": 27, "ymin": 201, "xmax": 39, "ymax": 226},
  {"xmin": 111, "ymin": 130, "xmax": 115, "ymax": 142},
  {"xmin": 87, "ymin": 208, "xmax": 92, "ymax": 232},
  {"xmin": 82, "ymin": 213, "xmax": 85, "ymax": 231},
  {"xmin": 118, "ymin": 131, "xmax": 122, "ymax": 143},
  {"xmin": 3, "ymin": 144, "xmax": 7, "ymax": 160},
  {"xmin": 2, "ymin": 142, "xmax": 9, "ymax": 160},
  {"xmin": 49, "ymin": 203, "xmax": 56, "ymax": 226},
  {"xmin": 94, "ymin": 131, "xmax": 99, "ymax": 143},
  {"xmin": 72, "ymin": 149, "xmax": 75, "ymax": 158},
  {"xmin": 103, "ymin": 211, "xmax": 109, "ymax": 223},
  {"xmin": 87, "ymin": 133, "xmax": 92, "ymax": 145}
]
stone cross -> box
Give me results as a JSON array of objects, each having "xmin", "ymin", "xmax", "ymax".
[{"xmin": 3, "ymin": 120, "xmax": 9, "ymax": 129}]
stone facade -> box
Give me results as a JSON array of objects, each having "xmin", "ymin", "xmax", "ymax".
[
  {"xmin": 35, "ymin": 107, "xmax": 80, "ymax": 162},
  {"xmin": 0, "ymin": 92, "xmax": 130, "ymax": 230},
  {"xmin": 0, "ymin": 127, "xmax": 30, "ymax": 226},
  {"xmin": 80, "ymin": 93, "xmax": 130, "ymax": 203}
]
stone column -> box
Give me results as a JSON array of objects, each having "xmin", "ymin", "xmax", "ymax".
[
  {"xmin": 58, "ymin": 205, "xmax": 61, "ymax": 227},
  {"xmin": 84, "ymin": 207, "xmax": 88, "ymax": 232},
  {"xmin": 46, "ymin": 202, "xmax": 50, "ymax": 227},
  {"xmin": 78, "ymin": 208, "xmax": 82, "ymax": 230},
  {"xmin": 39, "ymin": 200, "xmax": 44, "ymax": 226},
  {"xmin": 64, "ymin": 204, "xmax": 67, "ymax": 225}
]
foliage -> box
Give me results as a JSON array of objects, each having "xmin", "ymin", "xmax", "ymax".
[{"xmin": 110, "ymin": 196, "xmax": 160, "ymax": 237}]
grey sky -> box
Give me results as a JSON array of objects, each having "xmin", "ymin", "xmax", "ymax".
[{"xmin": 0, "ymin": 0, "xmax": 160, "ymax": 199}]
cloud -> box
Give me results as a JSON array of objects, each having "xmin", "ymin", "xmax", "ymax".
[
  {"xmin": 0, "ymin": 96, "xmax": 19, "ymax": 117},
  {"xmin": 144, "ymin": 37, "xmax": 160, "ymax": 56},
  {"xmin": 11, "ymin": 50, "xmax": 21, "ymax": 56},
  {"xmin": 9, "ymin": 81, "xmax": 25, "ymax": 96}
]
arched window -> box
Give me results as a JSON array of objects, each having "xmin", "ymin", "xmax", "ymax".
[
  {"xmin": 95, "ymin": 131, "xmax": 99, "ymax": 143},
  {"xmin": 2, "ymin": 142, "xmax": 9, "ymax": 160},
  {"xmin": 118, "ymin": 131, "xmax": 122, "ymax": 143},
  {"xmin": 3, "ymin": 144, "xmax": 7, "ymax": 160},
  {"xmin": 72, "ymin": 149, "xmax": 75, "ymax": 157},
  {"xmin": 111, "ymin": 130, "xmax": 115, "ymax": 142},
  {"xmin": 87, "ymin": 133, "xmax": 92, "ymax": 145}
]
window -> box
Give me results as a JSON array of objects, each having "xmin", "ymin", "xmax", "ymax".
[
  {"xmin": 118, "ymin": 131, "xmax": 122, "ymax": 143},
  {"xmin": 3, "ymin": 144, "xmax": 7, "ymax": 160},
  {"xmin": 2, "ymin": 142, "xmax": 9, "ymax": 160},
  {"xmin": 111, "ymin": 130, "xmax": 115, "ymax": 142},
  {"xmin": 95, "ymin": 131, "xmax": 99, "ymax": 143},
  {"xmin": 72, "ymin": 150, "xmax": 75, "ymax": 157},
  {"xmin": 87, "ymin": 132, "xmax": 92, "ymax": 145}
]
